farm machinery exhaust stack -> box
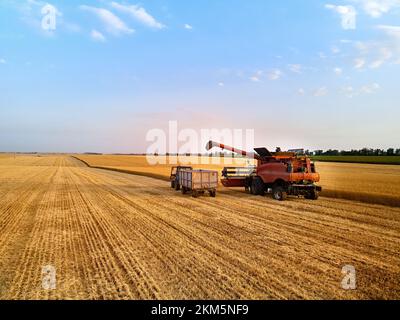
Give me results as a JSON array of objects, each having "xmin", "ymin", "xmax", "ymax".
[{"xmin": 206, "ymin": 141, "xmax": 322, "ymax": 201}]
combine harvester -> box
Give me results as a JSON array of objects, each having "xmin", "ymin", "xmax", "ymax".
[{"xmin": 206, "ymin": 141, "xmax": 322, "ymax": 201}]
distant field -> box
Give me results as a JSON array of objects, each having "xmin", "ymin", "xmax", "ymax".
[
  {"xmin": 312, "ymin": 156, "xmax": 400, "ymax": 165},
  {"xmin": 75, "ymin": 155, "xmax": 400, "ymax": 207}
]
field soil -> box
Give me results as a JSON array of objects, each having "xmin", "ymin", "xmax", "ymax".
[{"xmin": 0, "ymin": 155, "xmax": 399, "ymax": 299}]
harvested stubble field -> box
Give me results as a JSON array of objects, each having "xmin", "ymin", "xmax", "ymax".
[{"xmin": 0, "ymin": 155, "xmax": 399, "ymax": 299}]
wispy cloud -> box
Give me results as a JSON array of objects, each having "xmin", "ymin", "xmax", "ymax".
[
  {"xmin": 354, "ymin": 58, "xmax": 366, "ymax": 69},
  {"xmin": 288, "ymin": 64, "xmax": 302, "ymax": 73},
  {"xmin": 334, "ymin": 67, "xmax": 343, "ymax": 75},
  {"xmin": 0, "ymin": 58, "xmax": 6, "ymax": 64},
  {"xmin": 268, "ymin": 69, "xmax": 283, "ymax": 80},
  {"xmin": 355, "ymin": 0, "xmax": 400, "ymax": 18},
  {"xmin": 297, "ymin": 88, "xmax": 305, "ymax": 96},
  {"xmin": 342, "ymin": 83, "xmax": 380, "ymax": 97},
  {"xmin": 80, "ymin": 5, "xmax": 134, "ymax": 36},
  {"xmin": 110, "ymin": 2, "xmax": 165, "ymax": 29},
  {"xmin": 325, "ymin": 4, "xmax": 357, "ymax": 30},
  {"xmin": 184, "ymin": 24, "xmax": 193, "ymax": 30},
  {"xmin": 91, "ymin": 29, "xmax": 106, "ymax": 42},
  {"xmin": 313, "ymin": 87, "xmax": 328, "ymax": 97}
]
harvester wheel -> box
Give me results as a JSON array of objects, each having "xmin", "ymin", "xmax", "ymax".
[
  {"xmin": 272, "ymin": 186, "xmax": 288, "ymax": 201},
  {"xmin": 305, "ymin": 190, "xmax": 319, "ymax": 200},
  {"xmin": 251, "ymin": 177, "xmax": 265, "ymax": 196}
]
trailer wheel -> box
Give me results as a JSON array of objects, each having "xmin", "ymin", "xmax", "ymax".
[
  {"xmin": 192, "ymin": 191, "xmax": 199, "ymax": 198},
  {"xmin": 181, "ymin": 187, "xmax": 187, "ymax": 194},
  {"xmin": 209, "ymin": 190, "xmax": 216, "ymax": 197},
  {"xmin": 251, "ymin": 177, "xmax": 265, "ymax": 196},
  {"xmin": 175, "ymin": 182, "xmax": 181, "ymax": 191},
  {"xmin": 272, "ymin": 186, "xmax": 288, "ymax": 201}
]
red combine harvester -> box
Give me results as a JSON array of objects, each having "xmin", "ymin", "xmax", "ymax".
[{"xmin": 206, "ymin": 141, "xmax": 322, "ymax": 201}]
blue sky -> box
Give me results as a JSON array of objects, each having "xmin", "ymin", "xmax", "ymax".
[{"xmin": 0, "ymin": 0, "xmax": 399, "ymax": 153}]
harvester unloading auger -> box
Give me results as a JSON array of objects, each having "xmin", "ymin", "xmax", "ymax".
[{"xmin": 206, "ymin": 141, "xmax": 322, "ymax": 201}]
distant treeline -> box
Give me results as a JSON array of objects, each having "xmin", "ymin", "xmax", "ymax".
[{"xmin": 310, "ymin": 148, "xmax": 400, "ymax": 156}]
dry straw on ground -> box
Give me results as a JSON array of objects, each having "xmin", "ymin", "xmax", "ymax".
[{"xmin": 0, "ymin": 155, "xmax": 399, "ymax": 299}]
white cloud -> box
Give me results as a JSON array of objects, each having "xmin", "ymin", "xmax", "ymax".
[
  {"xmin": 250, "ymin": 76, "xmax": 261, "ymax": 82},
  {"xmin": 184, "ymin": 24, "xmax": 193, "ymax": 30},
  {"xmin": 376, "ymin": 25, "xmax": 400, "ymax": 38},
  {"xmin": 313, "ymin": 87, "xmax": 328, "ymax": 97},
  {"xmin": 91, "ymin": 29, "xmax": 106, "ymax": 42},
  {"xmin": 0, "ymin": 58, "xmax": 6, "ymax": 64},
  {"xmin": 288, "ymin": 64, "xmax": 302, "ymax": 73},
  {"xmin": 351, "ymin": 27, "xmax": 400, "ymax": 69},
  {"xmin": 297, "ymin": 88, "xmax": 305, "ymax": 96},
  {"xmin": 356, "ymin": 0, "xmax": 400, "ymax": 18},
  {"xmin": 80, "ymin": 5, "xmax": 134, "ymax": 35},
  {"xmin": 334, "ymin": 67, "xmax": 343, "ymax": 75},
  {"xmin": 342, "ymin": 86, "xmax": 356, "ymax": 98},
  {"xmin": 369, "ymin": 47, "xmax": 393, "ymax": 68},
  {"xmin": 268, "ymin": 69, "xmax": 282, "ymax": 80},
  {"xmin": 249, "ymin": 70, "xmax": 263, "ymax": 82},
  {"xmin": 325, "ymin": 4, "xmax": 357, "ymax": 30},
  {"xmin": 110, "ymin": 2, "xmax": 165, "ymax": 29},
  {"xmin": 341, "ymin": 83, "xmax": 380, "ymax": 97},
  {"xmin": 354, "ymin": 58, "xmax": 366, "ymax": 69},
  {"xmin": 218, "ymin": 82, "xmax": 224, "ymax": 87},
  {"xmin": 360, "ymin": 82, "xmax": 380, "ymax": 94}
]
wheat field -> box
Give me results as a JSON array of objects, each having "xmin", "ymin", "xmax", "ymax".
[
  {"xmin": 76, "ymin": 155, "xmax": 400, "ymax": 206},
  {"xmin": 0, "ymin": 155, "xmax": 399, "ymax": 299}
]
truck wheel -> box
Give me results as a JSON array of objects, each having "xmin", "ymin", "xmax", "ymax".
[
  {"xmin": 251, "ymin": 177, "xmax": 265, "ymax": 196},
  {"xmin": 175, "ymin": 182, "xmax": 181, "ymax": 191},
  {"xmin": 272, "ymin": 186, "xmax": 288, "ymax": 201},
  {"xmin": 171, "ymin": 180, "xmax": 176, "ymax": 189},
  {"xmin": 181, "ymin": 187, "xmax": 187, "ymax": 194},
  {"xmin": 209, "ymin": 190, "xmax": 216, "ymax": 197}
]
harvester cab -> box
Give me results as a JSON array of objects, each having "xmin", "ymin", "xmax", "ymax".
[{"xmin": 206, "ymin": 140, "xmax": 322, "ymax": 201}]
